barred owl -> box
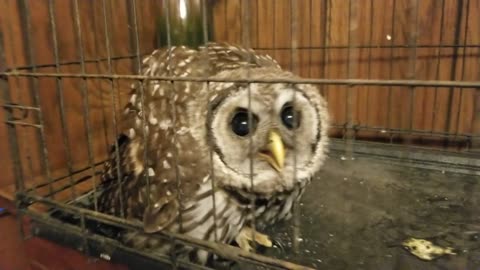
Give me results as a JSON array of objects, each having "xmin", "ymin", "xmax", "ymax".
[{"xmin": 98, "ymin": 42, "xmax": 329, "ymax": 265}]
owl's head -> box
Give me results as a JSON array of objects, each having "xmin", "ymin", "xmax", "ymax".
[{"xmin": 190, "ymin": 66, "xmax": 329, "ymax": 195}]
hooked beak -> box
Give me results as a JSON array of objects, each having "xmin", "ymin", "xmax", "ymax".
[{"xmin": 258, "ymin": 130, "xmax": 286, "ymax": 172}]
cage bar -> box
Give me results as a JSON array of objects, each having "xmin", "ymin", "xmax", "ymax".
[
  {"xmin": 48, "ymin": 0, "xmax": 77, "ymax": 201},
  {"xmin": 71, "ymin": 0, "xmax": 98, "ymax": 211},
  {"xmin": 201, "ymin": 0, "xmax": 219, "ymax": 243},
  {"xmin": 3, "ymin": 71, "xmax": 480, "ymax": 88},
  {"xmin": 101, "ymin": 0, "xmax": 125, "ymax": 218},
  {"xmin": 18, "ymin": 0, "xmax": 55, "ymax": 200}
]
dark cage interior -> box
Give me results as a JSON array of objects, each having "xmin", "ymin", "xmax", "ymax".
[{"xmin": 0, "ymin": 0, "xmax": 479, "ymax": 270}]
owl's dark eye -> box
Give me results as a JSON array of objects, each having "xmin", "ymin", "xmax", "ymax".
[
  {"xmin": 231, "ymin": 109, "xmax": 258, "ymax": 136},
  {"xmin": 281, "ymin": 104, "xmax": 301, "ymax": 129}
]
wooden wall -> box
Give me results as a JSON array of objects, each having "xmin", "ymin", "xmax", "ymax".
[{"xmin": 0, "ymin": 0, "xmax": 479, "ymax": 193}]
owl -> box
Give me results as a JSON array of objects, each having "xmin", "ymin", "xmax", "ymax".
[{"xmin": 97, "ymin": 42, "xmax": 329, "ymax": 265}]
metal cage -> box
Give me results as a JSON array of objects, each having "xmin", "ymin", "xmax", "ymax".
[{"xmin": 1, "ymin": 0, "xmax": 479, "ymax": 269}]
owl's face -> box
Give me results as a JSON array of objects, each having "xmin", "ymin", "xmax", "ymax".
[{"xmin": 190, "ymin": 67, "xmax": 329, "ymax": 195}]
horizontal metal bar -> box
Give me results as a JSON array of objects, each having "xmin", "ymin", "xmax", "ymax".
[
  {"xmin": 4, "ymin": 53, "xmax": 148, "ymax": 72},
  {"xmin": 253, "ymin": 44, "xmax": 480, "ymax": 50},
  {"xmin": 3, "ymin": 44, "xmax": 479, "ymax": 72},
  {"xmin": 2, "ymin": 71, "xmax": 480, "ymax": 88},
  {"xmin": 2, "ymin": 103, "xmax": 40, "ymax": 111},
  {"xmin": 19, "ymin": 193, "xmax": 314, "ymax": 270},
  {"xmin": 5, "ymin": 120, "xmax": 41, "ymax": 128},
  {"xmin": 331, "ymin": 124, "xmax": 480, "ymax": 139}
]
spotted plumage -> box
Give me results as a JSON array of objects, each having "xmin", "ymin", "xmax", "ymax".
[{"xmin": 97, "ymin": 42, "xmax": 330, "ymax": 264}]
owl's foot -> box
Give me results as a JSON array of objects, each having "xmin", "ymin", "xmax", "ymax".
[{"xmin": 235, "ymin": 227, "xmax": 273, "ymax": 253}]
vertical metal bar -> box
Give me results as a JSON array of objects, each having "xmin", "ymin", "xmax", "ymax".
[
  {"xmin": 456, "ymin": 4, "xmax": 470, "ymax": 254},
  {"xmin": 14, "ymin": 0, "xmax": 44, "ymax": 190},
  {"xmin": 365, "ymin": 0, "xmax": 374, "ymax": 127},
  {"xmin": 472, "ymin": 16, "xmax": 480, "ymax": 153},
  {"xmin": 444, "ymin": 0, "xmax": 464, "ymax": 148},
  {"xmin": 345, "ymin": 0, "xmax": 358, "ymax": 158},
  {"xmin": 455, "ymin": 0, "xmax": 470, "ymax": 142},
  {"xmin": 241, "ymin": 0, "xmax": 250, "ymax": 46},
  {"xmin": 1, "ymin": 3, "xmax": 25, "ymax": 195},
  {"xmin": 202, "ymin": 0, "xmax": 218, "ymax": 243},
  {"xmin": 48, "ymin": 0, "xmax": 77, "ymax": 200},
  {"xmin": 290, "ymin": 0, "xmax": 300, "ymax": 254},
  {"xmin": 164, "ymin": 1, "xmax": 179, "ymax": 268},
  {"xmin": 320, "ymin": 0, "xmax": 329, "ymax": 98},
  {"xmin": 308, "ymin": 0, "xmax": 313, "ymax": 79},
  {"xmin": 2, "ymin": 0, "xmax": 31, "ymax": 240},
  {"xmin": 343, "ymin": 0, "xmax": 359, "ymax": 258},
  {"xmin": 80, "ymin": 213, "xmax": 90, "ymax": 256},
  {"xmin": 272, "ymin": 0, "xmax": 276, "ymax": 60},
  {"xmin": 242, "ymin": 0, "xmax": 257, "ymax": 253},
  {"xmin": 102, "ymin": 0, "xmax": 125, "ymax": 218},
  {"xmin": 432, "ymin": 0, "xmax": 446, "ymax": 133},
  {"xmin": 0, "ymin": 16, "xmax": 27, "ymax": 239},
  {"xmin": 387, "ymin": 0, "xmax": 397, "ymax": 132},
  {"xmin": 223, "ymin": 0, "xmax": 227, "ymax": 41},
  {"xmin": 128, "ymin": 0, "xmax": 150, "ymax": 212},
  {"xmin": 90, "ymin": 1, "xmax": 112, "ymax": 154},
  {"xmin": 126, "ymin": 0, "xmax": 141, "ymax": 74},
  {"xmin": 19, "ymin": 0, "xmax": 55, "ymax": 199},
  {"xmin": 72, "ymin": 0, "xmax": 98, "ymax": 210},
  {"xmin": 407, "ymin": 0, "xmax": 419, "ymax": 139},
  {"xmin": 255, "ymin": 0, "xmax": 260, "ymax": 50}
]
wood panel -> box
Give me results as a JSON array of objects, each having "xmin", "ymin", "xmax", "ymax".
[{"xmin": 0, "ymin": 0, "xmax": 479, "ymax": 198}]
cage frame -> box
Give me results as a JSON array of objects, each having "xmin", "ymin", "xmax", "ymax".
[{"xmin": 1, "ymin": 0, "xmax": 480, "ymax": 269}]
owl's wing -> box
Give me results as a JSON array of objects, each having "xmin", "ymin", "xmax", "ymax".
[{"xmin": 98, "ymin": 134, "xmax": 179, "ymax": 233}]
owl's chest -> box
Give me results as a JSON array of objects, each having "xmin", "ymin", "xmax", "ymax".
[
  {"xmin": 176, "ymin": 186, "xmax": 246, "ymax": 245},
  {"xmin": 172, "ymin": 179, "xmax": 307, "ymax": 246},
  {"xmin": 224, "ymin": 181, "xmax": 307, "ymax": 229},
  {"xmin": 255, "ymin": 186, "xmax": 304, "ymax": 228}
]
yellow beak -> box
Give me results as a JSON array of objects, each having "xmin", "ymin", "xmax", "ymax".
[{"xmin": 258, "ymin": 130, "xmax": 286, "ymax": 172}]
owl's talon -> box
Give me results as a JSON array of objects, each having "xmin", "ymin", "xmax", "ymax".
[
  {"xmin": 254, "ymin": 231, "xmax": 273, "ymax": 247},
  {"xmin": 235, "ymin": 227, "xmax": 273, "ymax": 252}
]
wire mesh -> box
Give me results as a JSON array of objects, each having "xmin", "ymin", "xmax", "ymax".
[{"xmin": 0, "ymin": 0, "xmax": 479, "ymax": 269}]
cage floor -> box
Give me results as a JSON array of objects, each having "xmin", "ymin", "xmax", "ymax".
[
  {"xmin": 257, "ymin": 156, "xmax": 480, "ymax": 270},
  {"xmin": 26, "ymin": 151, "xmax": 480, "ymax": 270}
]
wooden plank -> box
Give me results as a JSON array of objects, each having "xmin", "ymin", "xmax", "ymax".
[
  {"xmin": 254, "ymin": 0, "xmax": 275, "ymax": 58},
  {"xmin": 309, "ymin": 0, "xmax": 326, "ymax": 82},
  {"xmin": 273, "ymin": 0, "xmax": 292, "ymax": 70},
  {"xmin": 225, "ymin": 0, "xmax": 242, "ymax": 44}
]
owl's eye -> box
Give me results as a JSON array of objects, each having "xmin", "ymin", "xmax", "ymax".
[
  {"xmin": 231, "ymin": 109, "xmax": 258, "ymax": 137},
  {"xmin": 281, "ymin": 103, "xmax": 301, "ymax": 129}
]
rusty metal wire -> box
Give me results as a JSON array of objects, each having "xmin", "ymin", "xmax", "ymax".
[{"xmin": 2, "ymin": 71, "xmax": 480, "ymax": 88}]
